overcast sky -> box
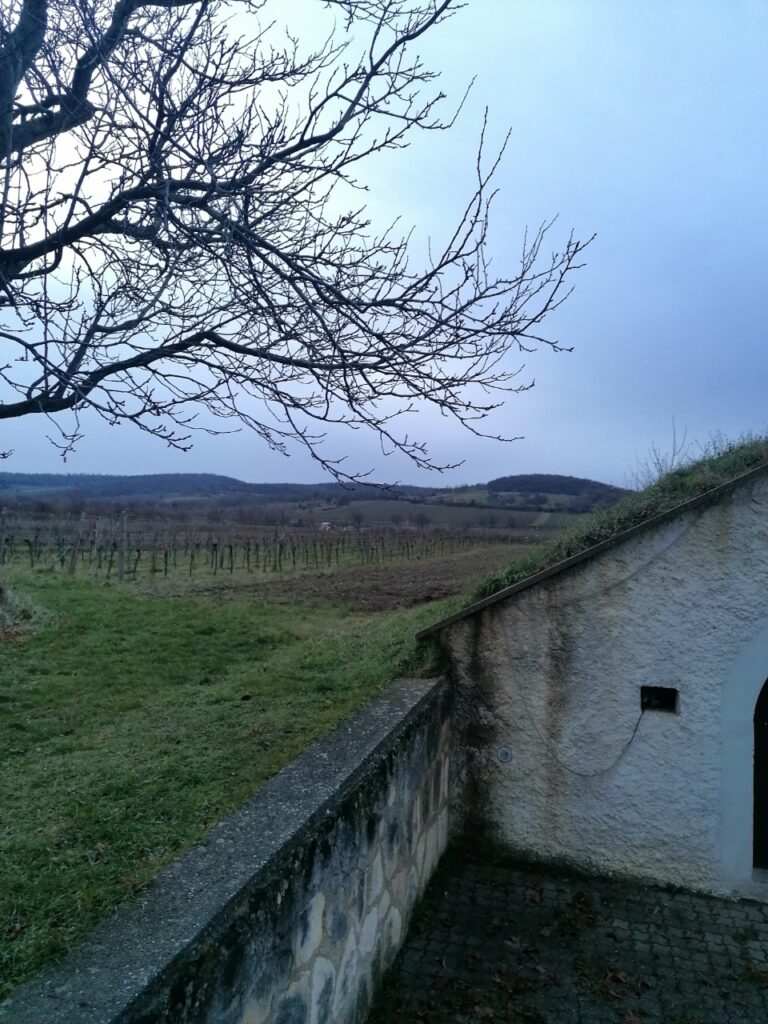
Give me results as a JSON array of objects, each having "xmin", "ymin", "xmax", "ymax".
[{"xmin": 3, "ymin": 0, "xmax": 766, "ymax": 487}]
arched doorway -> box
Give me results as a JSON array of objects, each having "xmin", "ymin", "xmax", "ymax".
[{"xmin": 754, "ymin": 679, "xmax": 768, "ymax": 868}]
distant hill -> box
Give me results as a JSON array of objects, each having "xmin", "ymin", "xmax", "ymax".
[
  {"xmin": 486, "ymin": 473, "xmax": 625, "ymax": 500},
  {"xmin": 0, "ymin": 472, "xmax": 419, "ymax": 504},
  {"xmin": 0, "ymin": 472, "xmax": 248, "ymax": 499},
  {"xmin": 0, "ymin": 470, "xmax": 628, "ymax": 519}
]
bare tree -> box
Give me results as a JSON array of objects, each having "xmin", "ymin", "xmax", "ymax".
[{"xmin": 0, "ymin": 0, "xmax": 591, "ymax": 476}]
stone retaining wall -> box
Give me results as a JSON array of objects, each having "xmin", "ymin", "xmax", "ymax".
[{"xmin": 1, "ymin": 679, "xmax": 452, "ymax": 1024}]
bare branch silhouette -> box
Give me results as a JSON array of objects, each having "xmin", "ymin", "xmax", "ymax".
[{"xmin": 0, "ymin": 0, "xmax": 592, "ymax": 476}]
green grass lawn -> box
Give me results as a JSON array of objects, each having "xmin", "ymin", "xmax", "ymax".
[{"xmin": 0, "ymin": 570, "xmax": 450, "ymax": 998}]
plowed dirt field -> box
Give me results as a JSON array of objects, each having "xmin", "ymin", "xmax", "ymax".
[{"xmin": 156, "ymin": 543, "xmax": 525, "ymax": 610}]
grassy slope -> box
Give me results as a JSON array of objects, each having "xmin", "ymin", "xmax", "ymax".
[
  {"xmin": 0, "ymin": 572, "xmax": 452, "ymax": 997},
  {"xmin": 476, "ymin": 435, "xmax": 768, "ymax": 599}
]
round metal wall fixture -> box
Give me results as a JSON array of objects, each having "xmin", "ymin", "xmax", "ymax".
[{"xmin": 497, "ymin": 746, "xmax": 512, "ymax": 764}]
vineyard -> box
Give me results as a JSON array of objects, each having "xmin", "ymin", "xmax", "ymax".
[{"xmin": 0, "ymin": 508, "xmax": 529, "ymax": 582}]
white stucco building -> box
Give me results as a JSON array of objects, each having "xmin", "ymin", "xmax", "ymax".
[{"xmin": 425, "ymin": 463, "xmax": 768, "ymax": 899}]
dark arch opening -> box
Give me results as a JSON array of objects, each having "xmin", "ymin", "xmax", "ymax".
[{"xmin": 754, "ymin": 679, "xmax": 768, "ymax": 868}]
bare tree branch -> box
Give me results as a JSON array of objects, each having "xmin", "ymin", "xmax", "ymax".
[{"xmin": 0, "ymin": 0, "xmax": 592, "ymax": 477}]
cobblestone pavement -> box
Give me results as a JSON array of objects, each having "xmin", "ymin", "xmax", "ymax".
[{"xmin": 368, "ymin": 851, "xmax": 768, "ymax": 1024}]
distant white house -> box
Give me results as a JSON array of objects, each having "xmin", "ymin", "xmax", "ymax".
[{"xmin": 424, "ymin": 463, "xmax": 768, "ymax": 899}]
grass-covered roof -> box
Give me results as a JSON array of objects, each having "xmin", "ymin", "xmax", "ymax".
[{"xmin": 474, "ymin": 433, "xmax": 768, "ymax": 602}]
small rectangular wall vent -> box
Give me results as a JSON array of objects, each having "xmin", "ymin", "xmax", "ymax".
[{"xmin": 641, "ymin": 686, "xmax": 679, "ymax": 713}]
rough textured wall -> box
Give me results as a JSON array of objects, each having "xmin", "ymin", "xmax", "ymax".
[
  {"xmin": 444, "ymin": 474, "xmax": 768, "ymax": 897},
  {"xmin": 1, "ymin": 680, "xmax": 452, "ymax": 1024}
]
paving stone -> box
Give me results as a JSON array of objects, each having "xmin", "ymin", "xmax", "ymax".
[{"xmin": 368, "ymin": 854, "xmax": 768, "ymax": 1024}]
